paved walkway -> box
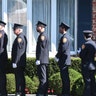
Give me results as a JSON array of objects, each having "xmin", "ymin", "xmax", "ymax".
[{"xmin": 8, "ymin": 94, "xmax": 57, "ymax": 96}]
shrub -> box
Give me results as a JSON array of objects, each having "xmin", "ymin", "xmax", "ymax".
[
  {"xmin": 25, "ymin": 58, "xmax": 37, "ymax": 78},
  {"xmin": 71, "ymin": 77, "xmax": 84, "ymax": 96},
  {"xmin": 6, "ymin": 57, "xmax": 82, "ymax": 78},
  {"xmin": 71, "ymin": 57, "xmax": 81, "ymax": 72},
  {"xmin": 6, "ymin": 74, "xmax": 38, "ymax": 94},
  {"xmin": 49, "ymin": 68, "xmax": 82, "ymax": 95},
  {"xmin": 32, "ymin": 76, "xmax": 39, "ymax": 91},
  {"xmin": 69, "ymin": 68, "xmax": 82, "ymax": 90},
  {"xmin": 25, "ymin": 76, "xmax": 37, "ymax": 94},
  {"xmin": 48, "ymin": 58, "xmax": 60, "ymax": 77},
  {"xmin": 49, "ymin": 72, "xmax": 62, "ymax": 95},
  {"xmin": 6, "ymin": 74, "xmax": 15, "ymax": 94}
]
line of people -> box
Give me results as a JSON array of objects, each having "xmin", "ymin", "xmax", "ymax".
[
  {"xmin": 0, "ymin": 20, "xmax": 96, "ymax": 96},
  {"xmin": 0, "ymin": 20, "xmax": 27, "ymax": 96}
]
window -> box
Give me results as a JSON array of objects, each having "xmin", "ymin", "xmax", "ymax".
[
  {"xmin": 57, "ymin": 0, "xmax": 75, "ymax": 51},
  {"xmin": 7, "ymin": 0, "xmax": 27, "ymax": 52},
  {"xmin": 31, "ymin": 0, "xmax": 51, "ymax": 51},
  {"xmin": 0, "ymin": 0, "xmax": 2, "ymax": 19}
]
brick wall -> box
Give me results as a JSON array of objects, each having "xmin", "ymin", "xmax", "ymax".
[{"xmin": 92, "ymin": 0, "xmax": 96, "ymax": 35}]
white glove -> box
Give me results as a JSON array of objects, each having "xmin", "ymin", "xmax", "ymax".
[
  {"xmin": 12, "ymin": 63, "xmax": 17, "ymax": 68},
  {"xmin": 77, "ymin": 48, "xmax": 81, "ymax": 54},
  {"xmin": 36, "ymin": 60, "xmax": 40, "ymax": 65},
  {"xmin": 54, "ymin": 57, "xmax": 59, "ymax": 62}
]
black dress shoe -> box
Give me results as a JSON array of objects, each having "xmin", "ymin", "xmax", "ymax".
[{"xmin": 15, "ymin": 92, "xmax": 21, "ymax": 96}]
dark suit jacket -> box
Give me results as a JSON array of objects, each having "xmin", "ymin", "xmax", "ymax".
[
  {"xmin": 56, "ymin": 33, "xmax": 71, "ymax": 66},
  {"xmin": 36, "ymin": 32, "xmax": 49, "ymax": 64},
  {"xmin": 12, "ymin": 33, "xmax": 27, "ymax": 67},
  {"xmin": 80, "ymin": 39, "xmax": 96, "ymax": 70},
  {"xmin": 0, "ymin": 30, "xmax": 8, "ymax": 70}
]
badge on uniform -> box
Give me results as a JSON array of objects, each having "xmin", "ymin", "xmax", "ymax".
[
  {"xmin": 0, "ymin": 33, "xmax": 2, "ymax": 38},
  {"xmin": 18, "ymin": 37, "xmax": 22, "ymax": 43},
  {"xmin": 41, "ymin": 35, "xmax": 45, "ymax": 41},
  {"xmin": 81, "ymin": 44, "xmax": 85, "ymax": 49},
  {"xmin": 62, "ymin": 38, "xmax": 67, "ymax": 43}
]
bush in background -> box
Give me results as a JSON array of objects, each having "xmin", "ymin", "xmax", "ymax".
[
  {"xmin": 49, "ymin": 68, "xmax": 83, "ymax": 96},
  {"xmin": 25, "ymin": 76, "xmax": 37, "ymax": 94},
  {"xmin": 25, "ymin": 58, "xmax": 37, "ymax": 78},
  {"xmin": 71, "ymin": 57, "xmax": 81, "ymax": 73},
  {"xmin": 71, "ymin": 77, "xmax": 84, "ymax": 96},
  {"xmin": 6, "ymin": 74, "xmax": 15, "ymax": 94},
  {"xmin": 49, "ymin": 72, "xmax": 62, "ymax": 95},
  {"xmin": 6, "ymin": 57, "xmax": 81, "ymax": 78},
  {"xmin": 6, "ymin": 57, "xmax": 84, "ymax": 95},
  {"xmin": 6, "ymin": 74, "xmax": 39, "ymax": 94}
]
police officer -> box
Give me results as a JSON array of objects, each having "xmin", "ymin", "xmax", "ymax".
[
  {"xmin": 79, "ymin": 30, "xmax": 96, "ymax": 96},
  {"xmin": 12, "ymin": 23, "xmax": 27, "ymax": 96},
  {"xmin": 36, "ymin": 21, "xmax": 49, "ymax": 96},
  {"xmin": 55, "ymin": 22, "xmax": 71, "ymax": 96},
  {"xmin": 0, "ymin": 20, "xmax": 8, "ymax": 96}
]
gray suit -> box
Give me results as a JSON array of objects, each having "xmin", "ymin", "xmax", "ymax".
[{"xmin": 36, "ymin": 32, "xmax": 49, "ymax": 96}]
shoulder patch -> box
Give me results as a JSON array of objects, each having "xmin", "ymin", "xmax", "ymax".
[
  {"xmin": 41, "ymin": 35, "xmax": 45, "ymax": 41},
  {"xmin": 18, "ymin": 37, "xmax": 22, "ymax": 43},
  {"xmin": 82, "ymin": 44, "xmax": 85, "ymax": 49},
  {"xmin": 0, "ymin": 33, "xmax": 2, "ymax": 38},
  {"xmin": 62, "ymin": 38, "xmax": 67, "ymax": 43}
]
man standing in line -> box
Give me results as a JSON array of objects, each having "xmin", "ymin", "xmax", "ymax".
[
  {"xmin": 55, "ymin": 22, "xmax": 71, "ymax": 96},
  {"xmin": 12, "ymin": 23, "xmax": 27, "ymax": 96},
  {"xmin": 36, "ymin": 21, "xmax": 49, "ymax": 96},
  {"xmin": 79, "ymin": 30, "xmax": 96, "ymax": 96},
  {"xmin": 0, "ymin": 20, "xmax": 8, "ymax": 96}
]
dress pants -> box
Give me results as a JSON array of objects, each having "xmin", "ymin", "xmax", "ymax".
[
  {"xmin": 82, "ymin": 66, "xmax": 96, "ymax": 96},
  {"xmin": 14, "ymin": 67, "xmax": 25, "ymax": 96},
  {"xmin": 59, "ymin": 65, "xmax": 70, "ymax": 96},
  {"xmin": 37, "ymin": 64, "xmax": 48, "ymax": 96},
  {"xmin": 0, "ymin": 66, "xmax": 7, "ymax": 96}
]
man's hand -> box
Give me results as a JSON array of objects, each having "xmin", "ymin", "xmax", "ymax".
[
  {"xmin": 36, "ymin": 60, "xmax": 40, "ymax": 65},
  {"xmin": 12, "ymin": 63, "xmax": 17, "ymax": 68}
]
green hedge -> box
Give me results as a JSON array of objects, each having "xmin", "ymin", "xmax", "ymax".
[
  {"xmin": 6, "ymin": 74, "xmax": 39, "ymax": 94},
  {"xmin": 6, "ymin": 70, "xmax": 84, "ymax": 96},
  {"xmin": 6, "ymin": 57, "xmax": 81, "ymax": 78},
  {"xmin": 48, "ymin": 68, "xmax": 83, "ymax": 96},
  {"xmin": 5, "ymin": 57, "xmax": 83, "ymax": 95},
  {"xmin": 6, "ymin": 74, "xmax": 15, "ymax": 94}
]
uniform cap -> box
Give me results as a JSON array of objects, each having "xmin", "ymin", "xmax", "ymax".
[
  {"xmin": 36, "ymin": 21, "xmax": 47, "ymax": 27},
  {"xmin": 83, "ymin": 30, "xmax": 93, "ymax": 34},
  {"xmin": 83, "ymin": 30, "xmax": 93, "ymax": 38},
  {"xmin": 0, "ymin": 20, "xmax": 6, "ymax": 26},
  {"xmin": 59, "ymin": 22, "xmax": 70, "ymax": 31},
  {"xmin": 13, "ymin": 23, "xmax": 23, "ymax": 30}
]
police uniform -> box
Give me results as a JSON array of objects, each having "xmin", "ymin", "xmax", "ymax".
[
  {"xmin": 0, "ymin": 21, "xmax": 8, "ymax": 96},
  {"xmin": 55, "ymin": 23, "xmax": 71, "ymax": 96},
  {"xmin": 79, "ymin": 30, "xmax": 96, "ymax": 96},
  {"xmin": 36, "ymin": 21, "xmax": 49, "ymax": 96},
  {"xmin": 12, "ymin": 24, "xmax": 27, "ymax": 96}
]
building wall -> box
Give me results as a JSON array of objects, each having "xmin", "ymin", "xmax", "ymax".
[
  {"xmin": 92, "ymin": 0, "xmax": 96, "ymax": 35},
  {"xmin": 0, "ymin": 0, "xmax": 78, "ymax": 57}
]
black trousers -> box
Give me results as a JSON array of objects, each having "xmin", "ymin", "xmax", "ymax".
[
  {"xmin": 82, "ymin": 66, "xmax": 96, "ymax": 96},
  {"xmin": 14, "ymin": 67, "xmax": 25, "ymax": 96},
  {"xmin": 0, "ymin": 66, "xmax": 7, "ymax": 96},
  {"xmin": 59, "ymin": 65, "xmax": 70, "ymax": 96},
  {"xmin": 37, "ymin": 64, "xmax": 48, "ymax": 96}
]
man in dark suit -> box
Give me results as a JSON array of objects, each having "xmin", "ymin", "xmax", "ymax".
[
  {"xmin": 55, "ymin": 22, "xmax": 71, "ymax": 96},
  {"xmin": 12, "ymin": 23, "xmax": 27, "ymax": 96},
  {"xmin": 36, "ymin": 21, "xmax": 49, "ymax": 96},
  {"xmin": 79, "ymin": 30, "xmax": 96, "ymax": 96},
  {"xmin": 0, "ymin": 20, "xmax": 8, "ymax": 96}
]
